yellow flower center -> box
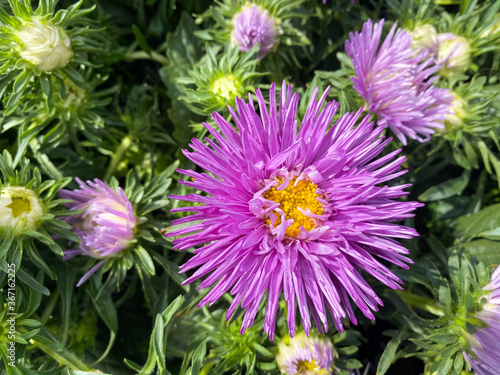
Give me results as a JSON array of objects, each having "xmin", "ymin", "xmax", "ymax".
[
  {"xmin": 8, "ymin": 197, "xmax": 32, "ymax": 218},
  {"xmin": 211, "ymin": 74, "xmax": 242, "ymax": 102},
  {"xmin": 296, "ymin": 359, "xmax": 329, "ymax": 374},
  {"xmin": 263, "ymin": 177, "xmax": 324, "ymax": 238}
]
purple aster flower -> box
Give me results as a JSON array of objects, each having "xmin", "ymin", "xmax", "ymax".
[
  {"xmin": 169, "ymin": 82, "xmax": 421, "ymax": 339},
  {"xmin": 276, "ymin": 332, "xmax": 335, "ymax": 374},
  {"xmin": 345, "ymin": 19, "xmax": 452, "ymax": 145},
  {"xmin": 463, "ymin": 266, "xmax": 500, "ymax": 375},
  {"xmin": 231, "ymin": 3, "xmax": 279, "ymax": 59},
  {"xmin": 60, "ymin": 178, "xmax": 137, "ymax": 286}
]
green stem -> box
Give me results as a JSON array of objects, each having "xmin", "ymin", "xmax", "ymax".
[
  {"xmin": 91, "ymin": 331, "xmax": 116, "ymax": 367},
  {"xmin": 40, "ymin": 289, "xmax": 60, "ymax": 325},
  {"xmin": 124, "ymin": 51, "xmax": 169, "ymax": 65},
  {"xmin": 30, "ymin": 334, "xmax": 93, "ymax": 371},
  {"xmin": 104, "ymin": 135, "xmax": 133, "ymax": 181},
  {"xmin": 395, "ymin": 290, "xmax": 445, "ymax": 317}
]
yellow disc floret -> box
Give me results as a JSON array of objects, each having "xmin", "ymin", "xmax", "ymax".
[
  {"xmin": 263, "ymin": 177, "xmax": 324, "ymax": 238},
  {"xmin": 297, "ymin": 359, "xmax": 330, "ymax": 374}
]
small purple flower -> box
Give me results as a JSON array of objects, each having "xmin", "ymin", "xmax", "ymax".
[
  {"xmin": 276, "ymin": 332, "xmax": 335, "ymax": 374},
  {"xmin": 60, "ymin": 178, "xmax": 137, "ymax": 286},
  {"xmin": 231, "ymin": 3, "xmax": 279, "ymax": 58},
  {"xmin": 463, "ymin": 266, "xmax": 500, "ymax": 375},
  {"xmin": 168, "ymin": 82, "xmax": 422, "ymax": 339},
  {"xmin": 345, "ymin": 19, "xmax": 452, "ymax": 145}
]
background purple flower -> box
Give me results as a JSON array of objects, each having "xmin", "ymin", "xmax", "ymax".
[
  {"xmin": 231, "ymin": 3, "xmax": 279, "ymax": 58},
  {"xmin": 463, "ymin": 266, "xmax": 500, "ymax": 375},
  {"xmin": 60, "ymin": 178, "xmax": 137, "ymax": 286},
  {"xmin": 169, "ymin": 82, "xmax": 421, "ymax": 339},
  {"xmin": 345, "ymin": 19, "xmax": 452, "ymax": 145},
  {"xmin": 276, "ymin": 332, "xmax": 335, "ymax": 374}
]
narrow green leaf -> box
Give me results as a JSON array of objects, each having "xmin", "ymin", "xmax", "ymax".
[
  {"xmin": 132, "ymin": 24, "xmax": 152, "ymax": 54},
  {"xmin": 16, "ymin": 268, "xmax": 50, "ymax": 296},
  {"xmin": 454, "ymin": 203, "xmax": 500, "ymax": 241},
  {"xmin": 134, "ymin": 246, "xmax": 155, "ymax": 276},
  {"xmin": 419, "ymin": 170, "xmax": 470, "ymax": 202},
  {"xmin": 89, "ymin": 291, "xmax": 118, "ymax": 333},
  {"xmin": 153, "ymin": 314, "xmax": 166, "ymax": 370},
  {"xmin": 0, "ymin": 235, "xmax": 14, "ymax": 259},
  {"xmin": 377, "ymin": 328, "xmax": 407, "ymax": 375},
  {"xmin": 154, "ymin": 255, "xmax": 189, "ymax": 291},
  {"xmin": 161, "ymin": 295, "xmax": 184, "ymax": 325},
  {"xmin": 459, "ymin": 239, "xmax": 500, "ymax": 267},
  {"xmin": 13, "ymin": 69, "xmax": 30, "ymax": 93}
]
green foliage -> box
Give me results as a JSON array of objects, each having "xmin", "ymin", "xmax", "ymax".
[{"xmin": 0, "ymin": 0, "xmax": 499, "ymax": 374}]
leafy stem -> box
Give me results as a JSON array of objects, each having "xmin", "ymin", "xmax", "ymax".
[
  {"xmin": 104, "ymin": 134, "xmax": 133, "ymax": 181},
  {"xmin": 395, "ymin": 290, "xmax": 445, "ymax": 317}
]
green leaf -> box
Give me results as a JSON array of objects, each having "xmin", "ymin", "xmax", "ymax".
[
  {"xmin": 17, "ymin": 268, "xmax": 50, "ymax": 296},
  {"xmin": 31, "ymin": 331, "xmax": 92, "ymax": 371},
  {"xmin": 161, "ymin": 295, "xmax": 184, "ymax": 325},
  {"xmin": 63, "ymin": 67, "xmax": 85, "ymax": 84},
  {"xmin": 13, "ymin": 70, "xmax": 30, "ymax": 93},
  {"xmin": 377, "ymin": 328, "xmax": 407, "ymax": 375},
  {"xmin": 0, "ymin": 235, "xmax": 14, "ymax": 259},
  {"xmin": 459, "ymin": 239, "xmax": 500, "ymax": 267},
  {"xmin": 454, "ymin": 203, "xmax": 500, "ymax": 241},
  {"xmin": 191, "ymin": 341, "xmax": 207, "ymax": 375},
  {"xmin": 419, "ymin": 170, "xmax": 470, "ymax": 202},
  {"xmin": 154, "ymin": 255, "xmax": 189, "ymax": 291},
  {"xmin": 132, "ymin": 24, "xmax": 152, "ymax": 54},
  {"xmin": 89, "ymin": 291, "xmax": 118, "ymax": 333},
  {"xmin": 153, "ymin": 314, "xmax": 166, "ymax": 370},
  {"xmin": 134, "ymin": 246, "xmax": 155, "ymax": 276},
  {"xmin": 56, "ymin": 263, "xmax": 76, "ymax": 345},
  {"xmin": 429, "ymin": 334, "xmax": 458, "ymax": 345}
]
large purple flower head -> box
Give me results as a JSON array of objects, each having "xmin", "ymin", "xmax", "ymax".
[
  {"xmin": 276, "ymin": 332, "xmax": 335, "ymax": 374},
  {"xmin": 345, "ymin": 19, "xmax": 452, "ymax": 145},
  {"xmin": 463, "ymin": 266, "xmax": 500, "ymax": 374},
  {"xmin": 60, "ymin": 178, "xmax": 137, "ymax": 286},
  {"xmin": 169, "ymin": 82, "xmax": 421, "ymax": 339},
  {"xmin": 231, "ymin": 3, "xmax": 279, "ymax": 58}
]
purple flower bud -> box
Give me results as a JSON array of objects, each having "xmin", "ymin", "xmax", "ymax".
[
  {"xmin": 60, "ymin": 178, "xmax": 137, "ymax": 286},
  {"xmin": 231, "ymin": 3, "xmax": 279, "ymax": 58}
]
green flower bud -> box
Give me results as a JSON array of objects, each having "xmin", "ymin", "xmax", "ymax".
[
  {"xmin": 410, "ymin": 24, "xmax": 438, "ymax": 52},
  {"xmin": 437, "ymin": 33, "xmax": 471, "ymax": 79},
  {"xmin": 16, "ymin": 19, "xmax": 72, "ymax": 71}
]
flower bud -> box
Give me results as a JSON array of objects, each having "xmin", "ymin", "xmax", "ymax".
[
  {"xmin": 231, "ymin": 3, "xmax": 279, "ymax": 58},
  {"xmin": 437, "ymin": 33, "xmax": 471, "ymax": 79},
  {"xmin": 410, "ymin": 24, "xmax": 438, "ymax": 52},
  {"xmin": 17, "ymin": 19, "xmax": 73, "ymax": 71},
  {"xmin": 211, "ymin": 74, "xmax": 244, "ymax": 104},
  {"xmin": 463, "ymin": 266, "xmax": 500, "ymax": 374},
  {"xmin": 480, "ymin": 16, "xmax": 500, "ymax": 39},
  {"xmin": 0, "ymin": 187, "xmax": 44, "ymax": 235},
  {"xmin": 60, "ymin": 178, "xmax": 137, "ymax": 260},
  {"xmin": 444, "ymin": 93, "xmax": 467, "ymax": 130},
  {"xmin": 276, "ymin": 332, "xmax": 336, "ymax": 374}
]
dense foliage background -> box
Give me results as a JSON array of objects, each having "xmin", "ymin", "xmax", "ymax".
[{"xmin": 1, "ymin": 0, "xmax": 500, "ymax": 374}]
